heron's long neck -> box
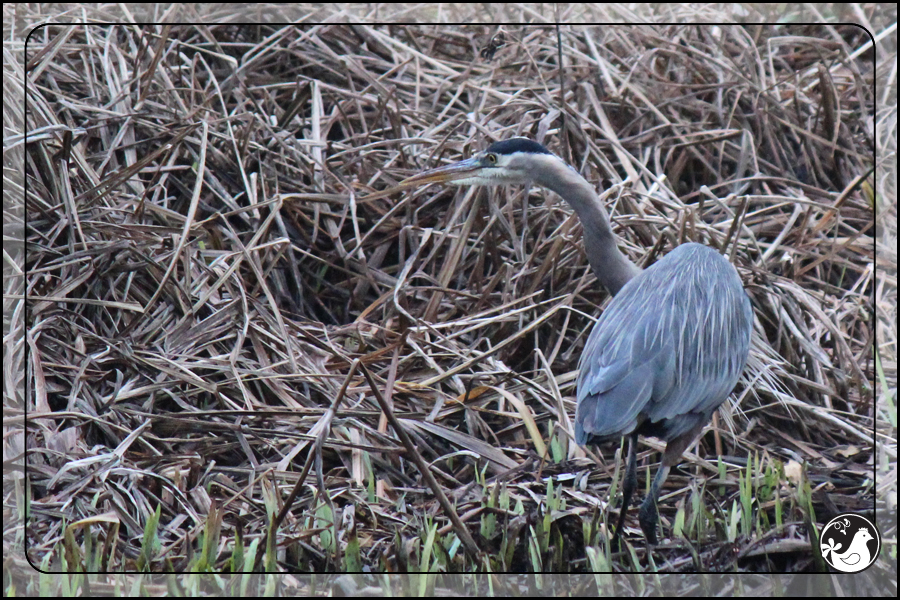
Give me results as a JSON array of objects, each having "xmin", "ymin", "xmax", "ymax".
[{"xmin": 538, "ymin": 169, "xmax": 640, "ymax": 296}]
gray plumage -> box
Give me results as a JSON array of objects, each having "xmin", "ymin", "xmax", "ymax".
[{"xmin": 575, "ymin": 243, "xmax": 752, "ymax": 446}]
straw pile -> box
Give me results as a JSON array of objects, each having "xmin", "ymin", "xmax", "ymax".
[{"xmin": 8, "ymin": 6, "xmax": 893, "ymax": 578}]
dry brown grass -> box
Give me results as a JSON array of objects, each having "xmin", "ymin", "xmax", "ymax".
[{"xmin": 5, "ymin": 3, "xmax": 895, "ymax": 582}]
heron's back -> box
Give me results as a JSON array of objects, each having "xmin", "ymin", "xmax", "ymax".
[{"xmin": 575, "ymin": 243, "xmax": 752, "ymax": 446}]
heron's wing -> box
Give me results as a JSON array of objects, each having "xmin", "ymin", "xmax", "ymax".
[
  {"xmin": 647, "ymin": 285, "xmax": 752, "ymax": 424},
  {"xmin": 575, "ymin": 358, "xmax": 654, "ymax": 443},
  {"xmin": 574, "ymin": 306, "xmax": 670, "ymax": 443},
  {"xmin": 574, "ymin": 244, "xmax": 752, "ymax": 444}
]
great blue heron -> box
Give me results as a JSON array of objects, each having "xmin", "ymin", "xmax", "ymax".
[{"xmin": 389, "ymin": 137, "xmax": 753, "ymax": 546}]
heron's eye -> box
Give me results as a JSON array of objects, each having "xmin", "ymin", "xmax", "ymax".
[{"xmin": 485, "ymin": 153, "xmax": 498, "ymax": 165}]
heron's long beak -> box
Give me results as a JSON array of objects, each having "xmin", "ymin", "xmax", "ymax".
[
  {"xmin": 395, "ymin": 157, "xmax": 482, "ymax": 187},
  {"xmin": 358, "ymin": 157, "xmax": 482, "ymax": 202}
]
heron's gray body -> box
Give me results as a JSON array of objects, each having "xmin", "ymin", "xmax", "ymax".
[{"xmin": 575, "ymin": 243, "xmax": 752, "ymax": 447}]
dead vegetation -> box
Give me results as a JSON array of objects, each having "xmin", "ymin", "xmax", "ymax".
[{"xmin": 5, "ymin": 4, "xmax": 895, "ymax": 584}]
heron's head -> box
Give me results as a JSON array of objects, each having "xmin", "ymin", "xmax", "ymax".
[{"xmin": 397, "ymin": 138, "xmax": 559, "ymax": 189}]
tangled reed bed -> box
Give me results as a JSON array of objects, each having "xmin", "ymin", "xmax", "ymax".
[{"xmin": 7, "ymin": 8, "xmax": 893, "ymax": 577}]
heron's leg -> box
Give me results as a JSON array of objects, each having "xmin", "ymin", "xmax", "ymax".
[
  {"xmin": 611, "ymin": 432, "xmax": 638, "ymax": 548},
  {"xmin": 638, "ymin": 425, "xmax": 705, "ymax": 544},
  {"xmin": 638, "ymin": 462, "xmax": 670, "ymax": 545}
]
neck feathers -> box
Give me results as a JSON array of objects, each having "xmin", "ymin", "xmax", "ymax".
[{"xmin": 530, "ymin": 155, "xmax": 640, "ymax": 295}]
